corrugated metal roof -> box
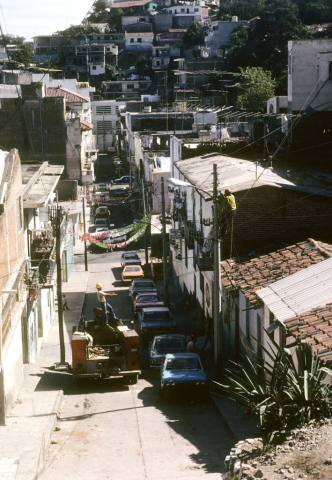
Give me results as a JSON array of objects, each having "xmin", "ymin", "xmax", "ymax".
[
  {"xmin": 175, "ymin": 155, "xmax": 332, "ymax": 199},
  {"xmin": 256, "ymin": 257, "xmax": 332, "ymax": 321}
]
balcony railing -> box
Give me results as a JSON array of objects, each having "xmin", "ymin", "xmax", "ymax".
[{"xmin": 193, "ymin": 239, "xmax": 213, "ymax": 271}]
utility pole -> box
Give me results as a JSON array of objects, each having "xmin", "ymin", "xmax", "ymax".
[
  {"xmin": 56, "ymin": 209, "xmax": 66, "ymax": 363},
  {"xmin": 82, "ymin": 197, "xmax": 88, "ymax": 272},
  {"xmin": 161, "ymin": 177, "xmax": 169, "ymax": 304},
  {"xmin": 0, "ymin": 303, "xmax": 5, "ymax": 425},
  {"xmin": 142, "ymin": 178, "xmax": 149, "ymax": 266},
  {"xmin": 213, "ymin": 164, "xmax": 221, "ymax": 377}
]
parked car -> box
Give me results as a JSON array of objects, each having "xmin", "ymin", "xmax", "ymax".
[
  {"xmin": 122, "ymin": 265, "xmax": 144, "ymax": 284},
  {"xmin": 110, "ymin": 187, "xmax": 130, "ymax": 197},
  {"xmin": 134, "ymin": 292, "xmax": 164, "ymax": 314},
  {"xmin": 160, "ymin": 353, "xmax": 208, "ymax": 398},
  {"xmin": 94, "ymin": 218, "xmax": 108, "ymax": 230},
  {"xmin": 113, "ymin": 175, "xmax": 135, "ymax": 185},
  {"xmin": 98, "ymin": 183, "xmax": 108, "ymax": 192},
  {"xmin": 121, "ymin": 252, "xmax": 142, "ymax": 268},
  {"xmin": 149, "ymin": 334, "xmax": 186, "ymax": 368},
  {"xmin": 95, "ymin": 206, "xmax": 110, "ymax": 219},
  {"xmin": 129, "ymin": 279, "xmax": 157, "ymax": 302},
  {"xmin": 137, "ymin": 307, "xmax": 177, "ymax": 340}
]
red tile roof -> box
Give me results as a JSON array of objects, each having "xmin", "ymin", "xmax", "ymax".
[
  {"xmin": 80, "ymin": 119, "xmax": 93, "ymax": 131},
  {"xmin": 46, "ymin": 87, "xmax": 90, "ymax": 103},
  {"xmin": 111, "ymin": 0, "xmax": 151, "ymax": 7},
  {"xmin": 220, "ymin": 239, "xmax": 332, "ymax": 307},
  {"xmin": 284, "ymin": 305, "xmax": 332, "ymax": 362}
]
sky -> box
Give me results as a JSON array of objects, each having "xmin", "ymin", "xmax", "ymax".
[{"xmin": 1, "ymin": 0, "xmax": 96, "ymax": 42}]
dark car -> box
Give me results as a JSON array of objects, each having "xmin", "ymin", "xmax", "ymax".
[
  {"xmin": 121, "ymin": 252, "xmax": 142, "ymax": 268},
  {"xmin": 129, "ymin": 279, "xmax": 157, "ymax": 301},
  {"xmin": 134, "ymin": 292, "xmax": 164, "ymax": 314},
  {"xmin": 160, "ymin": 353, "xmax": 208, "ymax": 398},
  {"xmin": 149, "ymin": 334, "xmax": 186, "ymax": 368},
  {"xmin": 137, "ymin": 307, "xmax": 177, "ymax": 339},
  {"xmin": 110, "ymin": 187, "xmax": 130, "ymax": 197},
  {"xmin": 113, "ymin": 175, "xmax": 135, "ymax": 185}
]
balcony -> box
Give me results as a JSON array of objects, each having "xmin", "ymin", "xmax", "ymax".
[{"xmin": 193, "ymin": 239, "xmax": 213, "ymax": 271}]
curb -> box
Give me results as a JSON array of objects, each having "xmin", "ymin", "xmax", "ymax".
[
  {"xmin": 210, "ymin": 392, "xmax": 238, "ymax": 444},
  {"xmin": 35, "ymin": 389, "xmax": 64, "ymax": 480}
]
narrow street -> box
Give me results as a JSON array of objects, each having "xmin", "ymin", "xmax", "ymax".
[{"xmin": 44, "ymin": 157, "xmax": 233, "ymax": 479}]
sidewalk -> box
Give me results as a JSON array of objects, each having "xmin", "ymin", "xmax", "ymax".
[{"xmin": 0, "ymin": 243, "xmax": 89, "ymax": 480}]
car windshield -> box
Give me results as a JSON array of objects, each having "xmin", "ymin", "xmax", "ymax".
[
  {"xmin": 125, "ymin": 254, "xmax": 138, "ymax": 259},
  {"xmin": 144, "ymin": 311, "xmax": 170, "ymax": 320},
  {"xmin": 125, "ymin": 267, "xmax": 141, "ymax": 272},
  {"xmin": 166, "ymin": 357, "xmax": 201, "ymax": 370},
  {"xmin": 155, "ymin": 338, "xmax": 185, "ymax": 350},
  {"xmin": 134, "ymin": 282, "xmax": 154, "ymax": 289},
  {"xmin": 137, "ymin": 295, "xmax": 159, "ymax": 302}
]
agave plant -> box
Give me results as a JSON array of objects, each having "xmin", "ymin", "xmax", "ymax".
[{"xmin": 214, "ymin": 332, "xmax": 332, "ymax": 443}]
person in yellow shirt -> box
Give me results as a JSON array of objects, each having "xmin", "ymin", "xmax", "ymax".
[{"xmin": 219, "ymin": 188, "xmax": 236, "ymax": 236}]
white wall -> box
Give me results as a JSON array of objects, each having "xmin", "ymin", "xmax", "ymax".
[{"xmin": 288, "ymin": 40, "xmax": 332, "ymax": 113}]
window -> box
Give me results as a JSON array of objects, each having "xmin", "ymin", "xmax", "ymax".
[
  {"xmin": 269, "ymin": 311, "xmax": 275, "ymax": 341},
  {"xmin": 130, "ymin": 38, "xmax": 134, "ymax": 43},
  {"xmin": 194, "ymin": 8, "xmax": 199, "ymax": 12},
  {"xmin": 245, "ymin": 299, "xmax": 250, "ymax": 340},
  {"xmin": 92, "ymin": 66, "xmax": 97, "ymax": 70},
  {"xmin": 127, "ymin": 84, "xmax": 134, "ymax": 90},
  {"xmin": 200, "ymin": 272, "xmax": 204, "ymax": 293},
  {"xmin": 137, "ymin": 38, "xmax": 142, "ymax": 43},
  {"xmin": 181, "ymin": 8, "xmax": 185, "ymax": 12},
  {"xmin": 17, "ymin": 198, "xmax": 22, "ymax": 231},
  {"xmin": 257, "ymin": 313, "xmax": 262, "ymax": 359}
]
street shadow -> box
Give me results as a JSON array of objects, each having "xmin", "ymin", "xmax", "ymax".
[
  {"xmin": 137, "ymin": 381, "xmax": 231, "ymax": 476},
  {"xmin": 111, "ymin": 266, "xmax": 123, "ymax": 281},
  {"xmin": 33, "ymin": 370, "xmax": 72, "ymax": 392}
]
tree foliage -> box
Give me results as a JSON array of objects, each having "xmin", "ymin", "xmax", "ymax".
[
  {"xmin": 60, "ymin": 25, "xmax": 103, "ymax": 46},
  {"xmin": 9, "ymin": 43, "xmax": 36, "ymax": 68},
  {"xmin": 236, "ymin": 67, "xmax": 276, "ymax": 112},
  {"xmin": 226, "ymin": 0, "xmax": 312, "ymax": 93},
  {"xmin": 182, "ymin": 22, "xmax": 204, "ymax": 48},
  {"xmin": 136, "ymin": 54, "xmax": 152, "ymax": 77}
]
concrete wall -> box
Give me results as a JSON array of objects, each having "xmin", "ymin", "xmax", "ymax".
[
  {"xmin": 154, "ymin": 13, "xmax": 173, "ymax": 33},
  {"xmin": 56, "ymin": 180, "xmax": 78, "ymax": 200},
  {"xmin": 205, "ymin": 21, "xmax": 248, "ymax": 56},
  {"xmin": 288, "ymin": 40, "xmax": 332, "ymax": 113},
  {"xmin": 0, "ymin": 96, "xmax": 67, "ymax": 168}
]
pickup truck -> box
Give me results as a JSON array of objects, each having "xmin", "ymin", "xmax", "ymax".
[{"xmin": 72, "ymin": 324, "xmax": 141, "ymax": 385}]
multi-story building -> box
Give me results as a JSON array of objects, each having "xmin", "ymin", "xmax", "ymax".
[
  {"xmin": 204, "ymin": 18, "xmax": 249, "ymax": 57},
  {"xmin": 151, "ymin": 45, "xmax": 180, "ymax": 70},
  {"xmin": 0, "ymin": 83, "xmax": 97, "ymax": 183},
  {"xmin": 124, "ymin": 32, "xmax": 154, "ymax": 52},
  {"xmin": 91, "ymin": 99, "xmax": 126, "ymax": 152}
]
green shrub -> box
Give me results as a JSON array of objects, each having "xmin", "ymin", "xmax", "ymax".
[{"xmin": 214, "ymin": 335, "xmax": 332, "ymax": 444}]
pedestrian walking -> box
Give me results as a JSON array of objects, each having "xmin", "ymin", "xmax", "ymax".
[
  {"xmin": 187, "ymin": 334, "xmax": 199, "ymax": 353},
  {"xmin": 95, "ymin": 283, "xmax": 117, "ymax": 324},
  {"xmin": 200, "ymin": 319, "xmax": 214, "ymax": 353},
  {"xmin": 63, "ymin": 294, "xmax": 69, "ymax": 310}
]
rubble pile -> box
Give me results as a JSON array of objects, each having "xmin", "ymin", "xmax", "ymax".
[{"xmin": 224, "ymin": 418, "xmax": 332, "ymax": 480}]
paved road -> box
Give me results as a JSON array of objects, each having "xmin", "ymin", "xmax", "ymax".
[{"xmin": 44, "ymin": 163, "xmax": 233, "ymax": 479}]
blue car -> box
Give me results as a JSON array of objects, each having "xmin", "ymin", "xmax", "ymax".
[
  {"xmin": 160, "ymin": 353, "xmax": 208, "ymax": 398},
  {"xmin": 113, "ymin": 175, "xmax": 135, "ymax": 185}
]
